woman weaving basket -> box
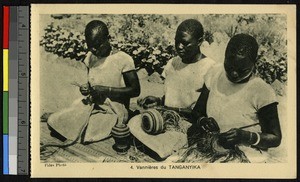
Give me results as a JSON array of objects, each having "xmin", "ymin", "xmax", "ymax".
[
  {"xmin": 185, "ymin": 34, "xmax": 282, "ymax": 163},
  {"xmin": 128, "ymin": 19, "xmax": 216, "ymax": 159},
  {"xmin": 43, "ymin": 20, "xmax": 140, "ymax": 152}
]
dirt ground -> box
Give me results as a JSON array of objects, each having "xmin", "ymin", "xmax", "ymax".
[{"xmin": 39, "ymin": 49, "xmax": 288, "ymax": 162}]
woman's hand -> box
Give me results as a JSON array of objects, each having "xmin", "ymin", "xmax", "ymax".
[
  {"xmin": 137, "ymin": 96, "xmax": 161, "ymax": 109},
  {"xmin": 89, "ymin": 85, "xmax": 108, "ymax": 98},
  {"xmin": 196, "ymin": 117, "xmax": 220, "ymax": 133},
  {"xmin": 218, "ymin": 128, "xmax": 251, "ymax": 149},
  {"xmin": 79, "ymin": 83, "xmax": 90, "ymax": 96},
  {"xmin": 88, "ymin": 85, "xmax": 108, "ymax": 104}
]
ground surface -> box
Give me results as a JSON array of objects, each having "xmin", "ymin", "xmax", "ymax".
[{"xmin": 39, "ymin": 48, "xmax": 287, "ymax": 163}]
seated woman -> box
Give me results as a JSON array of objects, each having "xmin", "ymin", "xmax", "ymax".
[
  {"xmin": 188, "ymin": 33, "xmax": 282, "ymax": 163},
  {"xmin": 45, "ymin": 20, "xmax": 140, "ymax": 147},
  {"xmin": 128, "ymin": 19, "xmax": 216, "ymax": 159},
  {"xmin": 139, "ymin": 19, "xmax": 215, "ymax": 115}
]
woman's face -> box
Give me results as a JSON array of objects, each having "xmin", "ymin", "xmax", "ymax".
[
  {"xmin": 86, "ymin": 34, "xmax": 111, "ymax": 58},
  {"xmin": 224, "ymin": 54, "xmax": 254, "ymax": 83},
  {"xmin": 175, "ymin": 31, "xmax": 201, "ymax": 62}
]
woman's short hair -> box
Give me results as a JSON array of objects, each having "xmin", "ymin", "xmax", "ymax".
[
  {"xmin": 225, "ymin": 33, "xmax": 259, "ymax": 64},
  {"xmin": 176, "ymin": 19, "xmax": 204, "ymax": 40},
  {"xmin": 85, "ymin": 20, "xmax": 109, "ymax": 44}
]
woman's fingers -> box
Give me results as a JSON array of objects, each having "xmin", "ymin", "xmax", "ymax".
[
  {"xmin": 137, "ymin": 97, "xmax": 154, "ymax": 108},
  {"xmin": 89, "ymin": 88, "xmax": 98, "ymax": 98},
  {"xmin": 225, "ymin": 135, "xmax": 237, "ymax": 142},
  {"xmin": 209, "ymin": 118, "xmax": 220, "ymax": 132},
  {"xmin": 80, "ymin": 84, "xmax": 90, "ymax": 91},
  {"xmin": 80, "ymin": 85, "xmax": 90, "ymax": 96},
  {"xmin": 144, "ymin": 97, "xmax": 154, "ymax": 105},
  {"xmin": 205, "ymin": 121, "xmax": 214, "ymax": 129},
  {"xmin": 218, "ymin": 129, "xmax": 241, "ymax": 146},
  {"xmin": 200, "ymin": 117, "xmax": 220, "ymax": 132},
  {"xmin": 139, "ymin": 96, "xmax": 159, "ymax": 109},
  {"xmin": 207, "ymin": 118, "xmax": 219, "ymax": 132},
  {"xmin": 222, "ymin": 131, "xmax": 237, "ymax": 139},
  {"xmin": 144, "ymin": 103, "xmax": 157, "ymax": 109},
  {"xmin": 81, "ymin": 91, "xmax": 89, "ymax": 96},
  {"xmin": 137, "ymin": 98, "xmax": 145, "ymax": 107}
]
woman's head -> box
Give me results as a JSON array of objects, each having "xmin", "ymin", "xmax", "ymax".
[
  {"xmin": 85, "ymin": 20, "xmax": 111, "ymax": 58},
  {"xmin": 175, "ymin": 19, "xmax": 204, "ymax": 62},
  {"xmin": 224, "ymin": 34, "xmax": 259, "ymax": 83}
]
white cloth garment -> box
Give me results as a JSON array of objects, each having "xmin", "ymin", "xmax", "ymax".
[
  {"xmin": 162, "ymin": 56, "xmax": 216, "ymax": 108},
  {"xmin": 48, "ymin": 50, "xmax": 135, "ymax": 143},
  {"xmin": 204, "ymin": 64, "xmax": 278, "ymax": 162},
  {"xmin": 128, "ymin": 56, "xmax": 215, "ymax": 159},
  {"xmin": 84, "ymin": 50, "xmax": 135, "ymax": 88}
]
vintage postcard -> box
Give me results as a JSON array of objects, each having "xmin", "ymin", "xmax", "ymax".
[{"xmin": 30, "ymin": 4, "xmax": 297, "ymax": 178}]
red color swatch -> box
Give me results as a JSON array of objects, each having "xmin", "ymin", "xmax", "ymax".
[{"xmin": 3, "ymin": 6, "xmax": 10, "ymax": 49}]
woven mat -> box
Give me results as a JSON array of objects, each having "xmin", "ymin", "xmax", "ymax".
[
  {"xmin": 40, "ymin": 122, "xmax": 157, "ymax": 163},
  {"xmin": 40, "ymin": 122, "xmax": 283, "ymax": 163}
]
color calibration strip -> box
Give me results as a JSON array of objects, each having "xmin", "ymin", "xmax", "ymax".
[
  {"xmin": 9, "ymin": 6, "xmax": 18, "ymax": 175},
  {"xmin": 2, "ymin": 6, "xmax": 30, "ymax": 175},
  {"xmin": 3, "ymin": 6, "xmax": 10, "ymax": 175}
]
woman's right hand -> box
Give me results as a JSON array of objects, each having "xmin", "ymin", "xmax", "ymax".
[
  {"xmin": 79, "ymin": 83, "xmax": 90, "ymax": 96},
  {"xmin": 137, "ymin": 96, "xmax": 161, "ymax": 109}
]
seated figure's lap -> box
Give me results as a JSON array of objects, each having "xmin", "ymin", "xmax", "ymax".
[{"xmin": 128, "ymin": 114, "xmax": 190, "ymax": 159}]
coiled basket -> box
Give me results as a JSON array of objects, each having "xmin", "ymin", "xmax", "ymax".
[{"xmin": 111, "ymin": 124, "xmax": 131, "ymax": 155}]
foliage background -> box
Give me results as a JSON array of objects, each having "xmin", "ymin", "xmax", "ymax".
[{"xmin": 40, "ymin": 14, "xmax": 287, "ymax": 84}]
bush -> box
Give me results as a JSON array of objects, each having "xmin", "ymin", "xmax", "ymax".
[
  {"xmin": 40, "ymin": 14, "xmax": 287, "ymax": 84},
  {"xmin": 40, "ymin": 23, "xmax": 176, "ymax": 75},
  {"xmin": 40, "ymin": 24, "xmax": 87, "ymax": 61}
]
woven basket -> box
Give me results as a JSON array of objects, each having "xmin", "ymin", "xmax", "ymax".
[
  {"xmin": 141, "ymin": 109, "xmax": 165, "ymax": 135},
  {"xmin": 111, "ymin": 124, "xmax": 131, "ymax": 154}
]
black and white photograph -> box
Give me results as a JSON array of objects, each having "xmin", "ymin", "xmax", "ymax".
[{"xmin": 30, "ymin": 4, "xmax": 296, "ymax": 178}]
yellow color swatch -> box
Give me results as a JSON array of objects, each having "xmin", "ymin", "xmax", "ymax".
[{"xmin": 3, "ymin": 49, "xmax": 9, "ymax": 91}]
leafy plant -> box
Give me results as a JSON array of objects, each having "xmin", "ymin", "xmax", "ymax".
[{"xmin": 40, "ymin": 14, "xmax": 287, "ymax": 84}]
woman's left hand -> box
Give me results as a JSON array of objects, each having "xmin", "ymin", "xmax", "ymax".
[
  {"xmin": 196, "ymin": 117, "xmax": 220, "ymax": 133},
  {"xmin": 79, "ymin": 83, "xmax": 90, "ymax": 96},
  {"xmin": 218, "ymin": 128, "xmax": 251, "ymax": 149}
]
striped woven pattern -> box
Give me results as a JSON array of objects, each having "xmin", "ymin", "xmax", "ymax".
[
  {"xmin": 111, "ymin": 124, "xmax": 130, "ymax": 138},
  {"xmin": 141, "ymin": 109, "xmax": 165, "ymax": 135}
]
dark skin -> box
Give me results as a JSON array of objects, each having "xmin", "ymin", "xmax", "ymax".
[
  {"xmin": 140, "ymin": 30, "xmax": 205, "ymax": 116},
  {"xmin": 224, "ymin": 54, "xmax": 254, "ymax": 84},
  {"xmin": 175, "ymin": 31, "xmax": 204, "ymax": 64},
  {"xmin": 80, "ymin": 30, "xmax": 140, "ymax": 109},
  {"xmin": 191, "ymin": 52, "xmax": 282, "ymax": 149}
]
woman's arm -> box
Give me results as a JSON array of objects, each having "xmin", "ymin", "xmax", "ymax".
[
  {"xmin": 90, "ymin": 70, "xmax": 140, "ymax": 102},
  {"xmin": 191, "ymin": 83, "xmax": 210, "ymax": 122},
  {"xmin": 255, "ymin": 102, "xmax": 282, "ymax": 149},
  {"xmin": 219, "ymin": 102, "xmax": 282, "ymax": 149},
  {"xmin": 142, "ymin": 83, "xmax": 209, "ymax": 119},
  {"xmin": 109, "ymin": 70, "xmax": 141, "ymax": 99},
  {"xmin": 187, "ymin": 83, "xmax": 216, "ymax": 146}
]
